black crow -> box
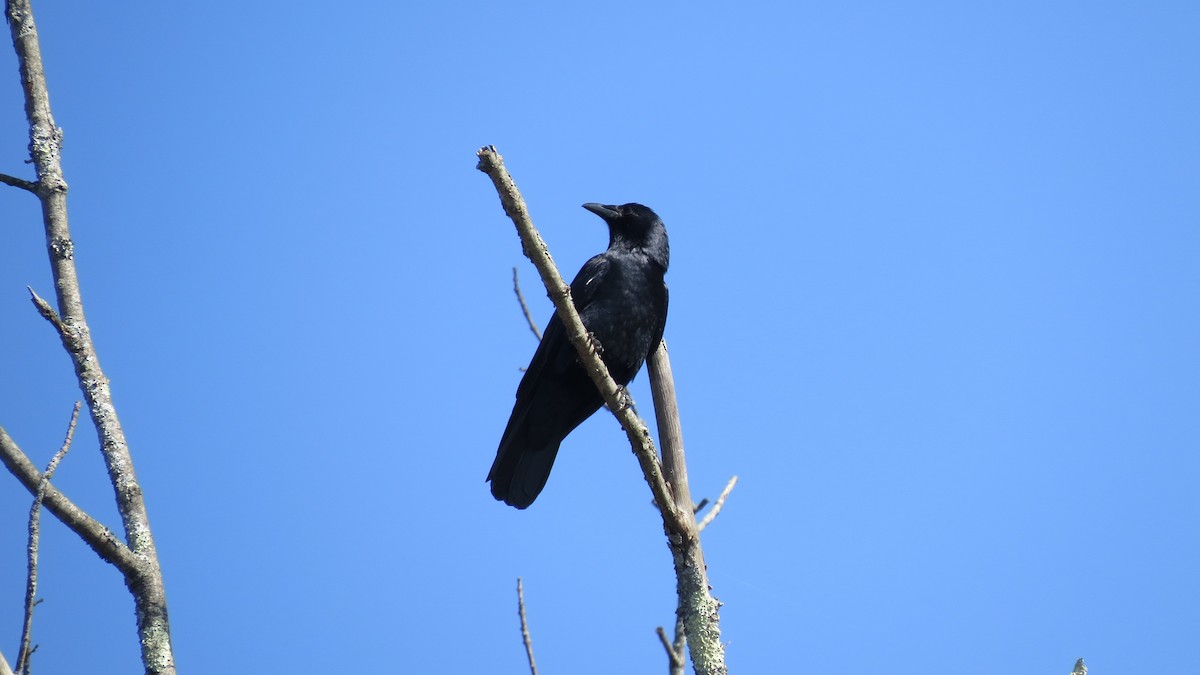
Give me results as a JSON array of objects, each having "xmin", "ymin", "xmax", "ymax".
[{"xmin": 488, "ymin": 203, "xmax": 670, "ymax": 508}]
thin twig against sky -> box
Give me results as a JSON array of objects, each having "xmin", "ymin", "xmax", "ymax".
[{"xmin": 16, "ymin": 402, "xmax": 80, "ymax": 675}]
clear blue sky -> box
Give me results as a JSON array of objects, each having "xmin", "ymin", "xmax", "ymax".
[{"xmin": 1, "ymin": 2, "xmax": 1197, "ymax": 673}]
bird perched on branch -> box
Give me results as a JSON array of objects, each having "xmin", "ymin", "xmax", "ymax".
[{"xmin": 488, "ymin": 202, "xmax": 670, "ymax": 509}]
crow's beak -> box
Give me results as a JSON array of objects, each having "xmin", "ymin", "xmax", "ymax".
[{"xmin": 582, "ymin": 203, "xmax": 620, "ymax": 221}]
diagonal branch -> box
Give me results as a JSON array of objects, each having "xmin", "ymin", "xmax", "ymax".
[
  {"xmin": 15, "ymin": 402, "xmax": 80, "ymax": 675},
  {"xmin": 0, "ymin": 425, "xmax": 140, "ymax": 573},
  {"xmin": 0, "ymin": 172, "xmax": 36, "ymax": 192},
  {"xmin": 476, "ymin": 146, "xmax": 687, "ymax": 533}
]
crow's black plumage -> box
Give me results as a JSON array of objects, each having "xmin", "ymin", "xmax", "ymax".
[{"xmin": 488, "ymin": 202, "xmax": 670, "ymax": 509}]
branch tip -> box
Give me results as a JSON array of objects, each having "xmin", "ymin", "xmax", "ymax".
[
  {"xmin": 697, "ymin": 475, "xmax": 739, "ymax": 533},
  {"xmin": 26, "ymin": 286, "xmax": 65, "ymax": 335},
  {"xmin": 516, "ymin": 577, "xmax": 538, "ymax": 675}
]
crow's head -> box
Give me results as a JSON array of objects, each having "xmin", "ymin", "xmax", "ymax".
[{"xmin": 582, "ymin": 202, "xmax": 670, "ymax": 270}]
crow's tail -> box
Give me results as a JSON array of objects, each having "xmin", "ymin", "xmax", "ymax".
[{"xmin": 487, "ymin": 432, "xmax": 563, "ymax": 509}]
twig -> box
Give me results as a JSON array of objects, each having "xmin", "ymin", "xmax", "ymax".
[
  {"xmin": 697, "ymin": 475, "xmax": 739, "ymax": 533},
  {"xmin": 655, "ymin": 626, "xmax": 684, "ymax": 673},
  {"xmin": 516, "ymin": 578, "xmax": 538, "ymax": 675},
  {"xmin": 27, "ymin": 286, "xmax": 65, "ymax": 336},
  {"xmin": 476, "ymin": 146, "xmax": 686, "ymax": 533},
  {"xmin": 0, "ymin": 172, "xmax": 36, "ymax": 192},
  {"xmin": 15, "ymin": 402, "xmax": 80, "ymax": 675},
  {"xmin": 671, "ymin": 609, "xmax": 686, "ymax": 672},
  {"xmin": 512, "ymin": 267, "xmax": 543, "ymax": 340}
]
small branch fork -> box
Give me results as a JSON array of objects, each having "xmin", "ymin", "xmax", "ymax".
[
  {"xmin": 0, "ymin": 428, "xmax": 139, "ymax": 571},
  {"xmin": 656, "ymin": 623, "xmax": 685, "ymax": 675},
  {"xmin": 654, "ymin": 473, "xmax": 737, "ymax": 673},
  {"xmin": 477, "ymin": 146, "xmax": 728, "ymax": 675},
  {"xmin": 14, "ymin": 402, "xmax": 80, "ymax": 675}
]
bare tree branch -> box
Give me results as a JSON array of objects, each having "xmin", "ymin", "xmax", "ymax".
[
  {"xmin": 648, "ymin": 341, "xmax": 692, "ymax": 516},
  {"xmin": 512, "ymin": 267, "xmax": 543, "ymax": 340},
  {"xmin": 15, "ymin": 402, "xmax": 79, "ymax": 675},
  {"xmin": 0, "ymin": 649, "xmax": 14, "ymax": 675},
  {"xmin": 647, "ymin": 345, "xmax": 728, "ymax": 675},
  {"xmin": 697, "ymin": 476, "xmax": 738, "ymax": 533},
  {"xmin": 477, "ymin": 146, "xmax": 727, "ymax": 675},
  {"xmin": 655, "ymin": 625, "xmax": 685, "ymax": 674},
  {"xmin": 671, "ymin": 610, "xmax": 686, "ymax": 672},
  {"xmin": 516, "ymin": 578, "xmax": 539, "ymax": 675},
  {"xmin": 0, "ymin": 426, "xmax": 140, "ymax": 572},
  {"xmin": 0, "ymin": 172, "xmax": 36, "ymax": 192},
  {"xmin": 2, "ymin": 2, "xmax": 176, "ymax": 672}
]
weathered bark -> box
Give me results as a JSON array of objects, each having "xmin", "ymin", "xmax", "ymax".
[
  {"xmin": 650, "ymin": 344, "xmax": 727, "ymax": 675},
  {"xmin": 1, "ymin": 2, "xmax": 176, "ymax": 673}
]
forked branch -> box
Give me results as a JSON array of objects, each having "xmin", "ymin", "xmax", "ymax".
[{"xmin": 1, "ymin": 2, "xmax": 175, "ymax": 673}]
